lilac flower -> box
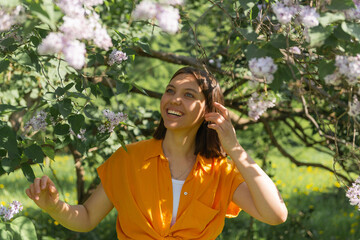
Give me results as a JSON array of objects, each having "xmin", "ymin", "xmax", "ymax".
[
  {"xmin": 156, "ymin": 6, "xmax": 180, "ymax": 34},
  {"xmin": 108, "ymin": 49, "xmax": 128, "ymax": 66},
  {"xmin": 38, "ymin": 0, "xmax": 112, "ymax": 69},
  {"xmin": 63, "ymin": 40, "xmax": 86, "ymax": 69},
  {"xmin": 70, "ymin": 128, "xmax": 87, "ymax": 141},
  {"xmin": 335, "ymin": 55, "xmax": 360, "ymax": 86},
  {"xmin": 299, "ymin": 6, "xmax": 319, "ymax": 28},
  {"xmin": 55, "ymin": 0, "xmax": 85, "ymax": 17},
  {"xmin": 324, "ymin": 72, "xmax": 341, "ymax": 86},
  {"xmin": 0, "ymin": 201, "xmax": 23, "ymax": 221},
  {"xmin": 38, "ymin": 32, "xmax": 65, "ymax": 55},
  {"xmin": 159, "ymin": 0, "xmax": 185, "ymax": 5},
  {"xmin": 346, "ymin": 176, "xmax": 360, "ymax": 210},
  {"xmin": 132, "ymin": 0, "xmax": 181, "ymax": 34},
  {"xmin": 348, "ymin": 96, "xmax": 360, "ymax": 117},
  {"xmin": 248, "ymin": 92, "xmax": 276, "ymax": 121},
  {"xmin": 249, "ymin": 57, "xmax": 278, "ymax": 84},
  {"xmin": 272, "ymin": 2, "xmax": 297, "ymax": 24},
  {"xmin": 132, "ymin": 0, "xmax": 158, "ymax": 20},
  {"xmin": 0, "ymin": 5, "xmax": 25, "ymax": 32},
  {"xmin": 24, "ymin": 110, "xmax": 48, "ymax": 132},
  {"xmin": 344, "ymin": 0, "xmax": 360, "ymax": 20},
  {"xmin": 98, "ymin": 109, "xmax": 127, "ymax": 133}
]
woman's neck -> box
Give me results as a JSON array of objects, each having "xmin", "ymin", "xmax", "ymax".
[{"xmin": 162, "ymin": 130, "xmax": 197, "ymax": 161}]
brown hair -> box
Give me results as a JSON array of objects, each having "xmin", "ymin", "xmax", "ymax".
[{"xmin": 153, "ymin": 66, "xmax": 226, "ymax": 158}]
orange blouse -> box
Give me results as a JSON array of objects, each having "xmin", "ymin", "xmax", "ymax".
[{"xmin": 97, "ymin": 138, "xmax": 244, "ymax": 239}]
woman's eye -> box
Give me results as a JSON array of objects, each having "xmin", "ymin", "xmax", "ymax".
[
  {"xmin": 166, "ymin": 88, "xmax": 174, "ymax": 94},
  {"xmin": 185, "ymin": 92, "xmax": 194, "ymax": 98}
]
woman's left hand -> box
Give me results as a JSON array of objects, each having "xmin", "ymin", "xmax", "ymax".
[{"xmin": 204, "ymin": 102, "xmax": 240, "ymax": 154}]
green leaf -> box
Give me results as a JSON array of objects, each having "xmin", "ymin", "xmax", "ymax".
[
  {"xmin": 21, "ymin": 164, "xmax": 36, "ymax": 183},
  {"xmin": 55, "ymin": 87, "xmax": 65, "ymax": 97},
  {"xmin": 0, "ymin": 60, "xmax": 10, "ymax": 74},
  {"xmin": 42, "ymin": 146, "xmax": 55, "ymax": 160},
  {"xmin": 245, "ymin": 44, "xmax": 267, "ymax": 60},
  {"xmin": 0, "ymin": 222, "xmax": 12, "ymax": 240},
  {"xmin": 318, "ymin": 60, "xmax": 336, "ymax": 81},
  {"xmin": 327, "ymin": 0, "xmax": 355, "ymax": 10},
  {"xmin": 114, "ymin": 29, "xmax": 127, "ymax": 40},
  {"xmin": 1, "ymin": 157, "xmax": 20, "ymax": 173},
  {"xmin": 68, "ymin": 114, "xmax": 85, "ymax": 134},
  {"xmin": 84, "ymin": 104, "xmax": 100, "ymax": 120},
  {"xmin": 58, "ymin": 99, "xmax": 72, "ymax": 118},
  {"xmin": 319, "ymin": 12, "xmax": 345, "ymax": 27},
  {"xmin": 239, "ymin": 0, "xmax": 257, "ymax": 15},
  {"xmin": 308, "ymin": 25, "xmax": 333, "ymax": 47},
  {"xmin": 341, "ymin": 22, "xmax": 360, "ymax": 40},
  {"xmin": 137, "ymin": 41, "xmax": 151, "ymax": 54},
  {"xmin": 131, "ymin": 82, "xmax": 148, "ymax": 96},
  {"xmin": 24, "ymin": 144, "xmax": 45, "ymax": 164},
  {"xmin": 116, "ymin": 81, "xmax": 132, "ymax": 94},
  {"xmin": 0, "ymin": 124, "xmax": 19, "ymax": 159},
  {"xmin": 29, "ymin": 2, "xmax": 56, "ymax": 30},
  {"xmin": 238, "ymin": 26, "xmax": 258, "ymax": 41},
  {"xmin": 10, "ymin": 216, "xmax": 38, "ymax": 239},
  {"xmin": 54, "ymin": 124, "xmax": 70, "ymax": 135},
  {"xmin": 272, "ymin": 64, "xmax": 300, "ymax": 91},
  {"xmin": 0, "ymin": 104, "xmax": 26, "ymax": 115}
]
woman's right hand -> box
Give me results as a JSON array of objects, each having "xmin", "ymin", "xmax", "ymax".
[{"xmin": 25, "ymin": 175, "xmax": 59, "ymax": 212}]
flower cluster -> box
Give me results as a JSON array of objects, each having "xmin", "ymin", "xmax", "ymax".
[
  {"xmin": 38, "ymin": 0, "xmax": 112, "ymax": 69},
  {"xmin": 0, "ymin": 5, "xmax": 24, "ymax": 32},
  {"xmin": 108, "ymin": 49, "xmax": 128, "ymax": 66},
  {"xmin": 98, "ymin": 109, "xmax": 127, "ymax": 133},
  {"xmin": 249, "ymin": 57, "xmax": 278, "ymax": 84},
  {"xmin": 24, "ymin": 110, "xmax": 48, "ymax": 132},
  {"xmin": 132, "ymin": 0, "xmax": 184, "ymax": 34},
  {"xmin": 346, "ymin": 176, "xmax": 360, "ymax": 210},
  {"xmin": 348, "ymin": 96, "xmax": 360, "ymax": 117},
  {"xmin": 344, "ymin": 0, "xmax": 360, "ymax": 20},
  {"xmin": 272, "ymin": 1, "xmax": 319, "ymax": 28},
  {"xmin": 69, "ymin": 128, "xmax": 87, "ymax": 141},
  {"xmin": 248, "ymin": 92, "xmax": 276, "ymax": 121},
  {"xmin": 0, "ymin": 201, "xmax": 23, "ymax": 221},
  {"xmin": 324, "ymin": 54, "xmax": 360, "ymax": 86}
]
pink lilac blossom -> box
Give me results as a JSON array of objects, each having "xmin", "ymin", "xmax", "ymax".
[
  {"xmin": 0, "ymin": 201, "xmax": 23, "ymax": 221},
  {"xmin": 348, "ymin": 96, "xmax": 360, "ymax": 116},
  {"xmin": 159, "ymin": 0, "xmax": 185, "ymax": 5},
  {"xmin": 98, "ymin": 109, "xmax": 127, "ymax": 133},
  {"xmin": 156, "ymin": 6, "xmax": 180, "ymax": 34},
  {"xmin": 249, "ymin": 57, "xmax": 278, "ymax": 84},
  {"xmin": 38, "ymin": 0, "xmax": 112, "ymax": 69},
  {"xmin": 24, "ymin": 110, "xmax": 48, "ymax": 132},
  {"xmin": 38, "ymin": 32, "xmax": 65, "ymax": 55},
  {"xmin": 288, "ymin": 46, "xmax": 301, "ymax": 55},
  {"xmin": 346, "ymin": 176, "xmax": 360, "ymax": 210},
  {"xmin": 248, "ymin": 92, "xmax": 276, "ymax": 121},
  {"xmin": 272, "ymin": 2, "xmax": 297, "ymax": 24},
  {"xmin": 344, "ymin": 0, "xmax": 360, "ymax": 20},
  {"xmin": 108, "ymin": 49, "xmax": 128, "ymax": 66},
  {"xmin": 132, "ymin": 0, "xmax": 181, "ymax": 34},
  {"xmin": 324, "ymin": 72, "xmax": 342, "ymax": 86},
  {"xmin": 335, "ymin": 55, "xmax": 360, "ymax": 86},
  {"xmin": 299, "ymin": 6, "xmax": 319, "ymax": 28},
  {"xmin": 70, "ymin": 128, "xmax": 86, "ymax": 141},
  {"xmin": 63, "ymin": 40, "xmax": 86, "ymax": 69},
  {"xmin": 0, "ymin": 5, "xmax": 24, "ymax": 32}
]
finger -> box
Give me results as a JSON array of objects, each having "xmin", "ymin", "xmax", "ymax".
[
  {"xmin": 25, "ymin": 188, "xmax": 33, "ymax": 200},
  {"xmin": 34, "ymin": 177, "xmax": 41, "ymax": 194},
  {"xmin": 30, "ymin": 184, "xmax": 38, "ymax": 200},
  {"xmin": 41, "ymin": 176, "xmax": 49, "ymax": 190},
  {"xmin": 207, "ymin": 123, "xmax": 220, "ymax": 131},
  {"xmin": 213, "ymin": 102, "xmax": 229, "ymax": 120},
  {"xmin": 205, "ymin": 114, "xmax": 225, "ymax": 125}
]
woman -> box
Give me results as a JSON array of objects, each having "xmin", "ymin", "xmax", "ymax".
[{"xmin": 26, "ymin": 67, "xmax": 287, "ymax": 239}]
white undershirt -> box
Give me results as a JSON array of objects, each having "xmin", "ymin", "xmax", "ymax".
[{"xmin": 171, "ymin": 179, "xmax": 185, "ymax": 226}]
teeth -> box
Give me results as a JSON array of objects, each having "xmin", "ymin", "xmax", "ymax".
[{"xmin": 168, "ymin": 109, "xmax": 182, "ymax": 116}]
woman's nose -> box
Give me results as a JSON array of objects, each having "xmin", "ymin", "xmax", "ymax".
[{"xmin": 170, "ymin": 95, "xmax": 181, "ymax": 105}]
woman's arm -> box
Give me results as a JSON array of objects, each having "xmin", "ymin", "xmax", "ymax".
[
  {"xmin": 26, "ymin": 176, "xmax": 114, "ymax": 232},
  {"xmin": 205, "ymin": 102, "xmax": 288, "ymax": 225}
]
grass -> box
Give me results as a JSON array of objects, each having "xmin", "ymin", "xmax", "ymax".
[{"xmin": 0, "ymin": 146, "xmax": 359, "ymax": 239}]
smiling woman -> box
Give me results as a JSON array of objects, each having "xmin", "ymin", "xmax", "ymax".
[{"xmin": 26, "ymin": 67, "xmax": 288, "ymax": 239}]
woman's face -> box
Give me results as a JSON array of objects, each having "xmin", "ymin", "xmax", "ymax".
[{"xmin": 160, "ymin": 73, "xmax": 207, "ymax": 132}]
